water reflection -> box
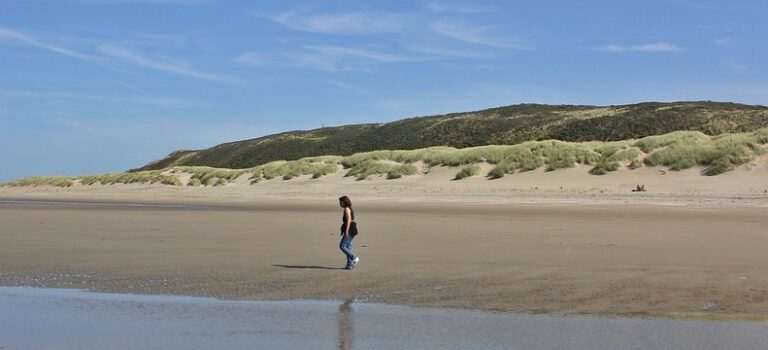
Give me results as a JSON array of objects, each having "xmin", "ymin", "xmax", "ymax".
[
  {"xmin": 338, "ymin": 299, "xmax": 354, "ymax": 350},
  {"xmin": 2, "ymin": 287, "xmax": 767, "ymax": 350}
]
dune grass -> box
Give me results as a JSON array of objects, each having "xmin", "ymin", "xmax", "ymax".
[
  {"xmin": 634, "ymin": 131, "xmax": 712, "ymax": 153},
  {"xmin": 79, "ymin": 171, "xmax": 183, "ymax": 186},
  {"xmin": 589, "ymin": 145, "xmax": 644, "ymax": 175},
  {"xmin": 344, "ymin": 160, "xmax": 419, "ymax": 180},
  {"xmin": 1, "ymin": 176, "xmax": 75, "ymax": 188},
  {"xmin": 386, "ymin": 164, "xmax": 419, "ymax": 179},
  {"xmin": 170, "ymin": 166, "xmax": 246, "ymax": 186},
  {"xmin": 340, "ymin": 128, "xmax": 767, "ymax": 178},
  {"xmin": 643, "ymin": 132, "xmax": 766, "ymax": 175},
  {"xmin": 5, "ymin": 128, "xmax": 767, "ymax": 188},
  {"xmin": 341, "ymin": 141, "xmax": 602, "ymax": 179},
  {"xmin": 249, "ymin": 157, "xmax": 342, "ymax": 182},
  {"xmin": 454, "ymin": 165, "xmax": 482, "ymax": 180}
]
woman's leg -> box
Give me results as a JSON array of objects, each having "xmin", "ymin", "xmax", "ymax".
[{"xmin": 339, "ymin": 235, "xmax": 355, "ymax": 267}]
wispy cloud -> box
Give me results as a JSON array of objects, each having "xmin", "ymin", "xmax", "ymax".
[
  {"xmin": 233, "ymin": 52, "xmax": 270, "ymax": 66},
  {"xmin": 304, "ymin": 45, "xmax": 425, "ymax": 63},
  {"xmin": 405, "ymin": 41, "xmax": 492, "ymax": 58},
  {"xmin": 253, "ymin": 8, "xmax": 523, "ymax": 61},
  {"xmin": 0, "ymin": 89, "xmax": 207, "ymax": 108},
  {"xmin": 596, "ymin": 42, "xmax": 682, "ymax": 52},
  {"xmin": 713, "ymin": 37, "xmax": 734, "ymax": 47},
  {"xmin": 659, "ymin": 0, "xmax": 722, "ymax": 10},
  {"xmin": 235, "ymin": 45, "xmax": 428, "ymax": 72},
  {"xmin": 425, "ymin": 1, "xmax": 492, "ymax": 13},
  {"xmin": 98, "ymin": 44, "xmax": 239, "ymax": 82},
  {"xmin": 324, "ymin": 80, "xmax": 369, "ymax": 94},
  {"xmin": 430, "ymin": 21, "xmax": 524, "ymax": 49},
  {"xmin": 725, "ymin": 62, "xmax": 746, "ymax": 72},
  {"xmin": 256, "ymin": 11, "xmax": 413, "ymax": 35},
  {"xmin": 1, "ymin": 27, "xmax": 236, "ymax": 83},
  {"xmin": 0, "ymin": 27, "xmax": 102, "ymax": 62},
  {"xmin": 111, "ymin": 80, "xmax": 154, "ymax": 95},
  {"xmin": 121, "ymin": 32, "xmax": 190, "ymax": 47},
  {"xmin": 65, "ymin": 0, "xmax": 209, "ymax": 5}
]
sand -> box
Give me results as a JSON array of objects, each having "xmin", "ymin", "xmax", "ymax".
[
  {"xmin": 1, "ymin": 161, "xmax": 767, "ymax": 316},
  {"xmin": 0, "ymin": 196, "xmax": 766, "ymax": 317}
]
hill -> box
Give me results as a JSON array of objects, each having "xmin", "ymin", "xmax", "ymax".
[{"xmin": 134, "ymin": 101, "xmax": 767, "ymax": 171}]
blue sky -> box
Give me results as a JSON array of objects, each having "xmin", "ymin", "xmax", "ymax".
[{"xmin": 1, "ymin": 0, "xmax": 766, "ymax": 181}]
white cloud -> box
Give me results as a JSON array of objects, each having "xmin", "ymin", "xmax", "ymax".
[
  {"xmin": 66, "ymin": 0, "xmax": 209, "ymax": 4},
  {"xmin": 659, "ymin": 0, "xmax": 721, "ymax": 10},
  {"xmin": 110, "ymin": 80, "xmax": 155, "ymax": 95},
  {"xmin": 725, "ymin": 62, "xmax": 746, "ymax": 72},
  {"xmin": 125, "ymin": 32, "xmax": 190, "ymax": 47},
  {"xmin": 304, "ymin": 45, "xmax": 425, "ymax": 63},
  {"xmin": 425, "ymin": 1, "xmax": 492, "ymax": 13},
  {"xmin": 430, "ymin": 21, "xmax": 524, "ymax": 49},
  {"xmin": 405, "ymin": 42, "xmax": 492, "ymax": 58},
  {"xmin": 233, "ymin": 52, "xmax": 270, "ymax": 66},
  {"xmin": 257, "ymin": 11, "xmax": 413, "ymax": 35},
  {"xmin": 1, "ymin": 27, "xmax": 236, "ymax": 83},
  {"xmin": 0, "ymin": 89, "xmax": 207, "ymax": 108},
  {"xmin": 98, "ymin": 44, "xmax": 239, "ymax": 82},
  {"xmin": 235, "ymin": 45, "xmax": 428, "ymax": 72},
  {"xmin": 713, "ymin": 37, "xmax": 734, "ymax": 47},
  {"xmin": 324, "ymin": 80, "xmax": 369, "ymax": 94},
  {"xmin": 596, "ymin": 42, "xmax": 682, "ymax": 52},
  {"xmin": 0, "ymin": 27, "xmax": 102, "ymax": 62}
]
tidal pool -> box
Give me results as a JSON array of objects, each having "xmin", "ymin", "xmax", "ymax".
[{"xmin": 1, "ymin": 287, "xmax": 766, "ymax": 350}]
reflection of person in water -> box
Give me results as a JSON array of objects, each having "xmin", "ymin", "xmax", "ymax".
[{"xmin": 338, "ymin": 299, "xmax": 353, "ymax": 350}]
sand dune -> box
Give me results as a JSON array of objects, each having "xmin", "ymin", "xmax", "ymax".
[{"xmin": 3, "ymin": 156, "xmax": 768, "ymax": 206}]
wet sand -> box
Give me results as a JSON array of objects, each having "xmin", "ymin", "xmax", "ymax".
[
  {"xmin": 1, "ymin": 197, "xmax": 767, "ymax": 316},
  {"xmin": 4, "ymin": 287, "xmax": 768, "ymax": 350}
]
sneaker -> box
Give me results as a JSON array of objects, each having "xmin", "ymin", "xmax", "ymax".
[{"xmin": 352, "ymin": 257, "xmax": 360, "ymax": 265}]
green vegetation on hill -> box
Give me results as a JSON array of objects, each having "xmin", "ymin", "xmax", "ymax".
[
  {"xmin": 133, "ymin": 101, "xmax": 768, "ymax": 172},
  {"xmin": 4, "ymin": 128, "xmax": 767, "ymax": 188},
  {"xmin": 454, "ymin": 165, "xmax": 482, "ymax": 180},
  {"xmin": 1, "ymin": 176, "xmax": 74, "ymax": 187}
]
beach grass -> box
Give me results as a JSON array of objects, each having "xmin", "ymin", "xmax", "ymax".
[
  {"xmin": 643, "ymin": 131, "xmax": 766, "ymax": 175},
  {"xmin": 5, "ymin": 128, "xmax": 768, "ymax": 187},
  {"xmin": 249, "ymin": 157, "xmax": 342, "ymax": 182},
  {"xmin": 1, "ymin": 176, "xmax": 75, "ymax": 187},
  {"xmin": 454, "ymin": 165, "xmax": 482, "ymax": 180},
  {"xmin": 344, "ymin": 160, "xmax": 419, "ymax": 180},
  {"xmin": 171, "ymin": 166, "xmax": 246, "ymax": 186},
  {"xmin": 386, "ymin": 163, "xmax": 419, "ymax": 179},
  {"xmin": 79, "ymin": 172, "xmax": 183, "ymax": 186}
]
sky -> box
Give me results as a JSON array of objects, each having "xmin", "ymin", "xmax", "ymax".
[{"xmin": 1, "ymin": 0, "xmax": 766, "ymax": 181}]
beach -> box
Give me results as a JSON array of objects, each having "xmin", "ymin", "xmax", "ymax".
[{"xmin": 1, "ymin": 165, "xmax": 767, "ymax": 317}]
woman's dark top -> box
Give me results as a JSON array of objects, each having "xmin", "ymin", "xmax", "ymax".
[{"xmin": 340, "ymin": 208, "xmax": 357, "ymax": 236}]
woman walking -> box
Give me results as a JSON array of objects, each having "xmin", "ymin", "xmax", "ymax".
[{"xmin": 338, "ymin": 196, "xmax": 359, "ymax": 269}]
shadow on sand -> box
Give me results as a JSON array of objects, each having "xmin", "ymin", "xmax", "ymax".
[{"xmin": 272, "ymin": 264, "xmax": 345, "ymax": 270}]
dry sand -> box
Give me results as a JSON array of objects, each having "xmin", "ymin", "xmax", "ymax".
[{"xmin": 1, "ymin": 161, "xmax": 767, "ymax": 317}]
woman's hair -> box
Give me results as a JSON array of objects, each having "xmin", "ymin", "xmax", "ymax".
[{"xmin": 339, "ymin": 195, "xmax": 352, "ymax": 208}]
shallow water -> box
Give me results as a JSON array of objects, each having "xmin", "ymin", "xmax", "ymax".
[{"xmin": 1, "ymin": 287, "xmax": 766, "ymax": 350}]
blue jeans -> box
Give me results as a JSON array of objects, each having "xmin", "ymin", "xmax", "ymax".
[{"xmin": 339, "ymin": 234, "xmax": 356, "ymax": 267}]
